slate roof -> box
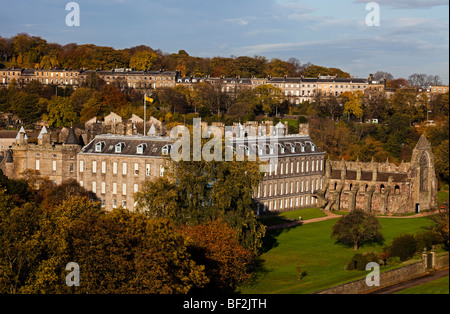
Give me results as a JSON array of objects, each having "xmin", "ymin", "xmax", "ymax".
[
  {"xmin": 65, "ymin": 127, "xmax": 79, "ymax": 145},
  {"xmin": 232, "ymin": 134, "xmax": 325, "ymax": 159},
  {"xmin": 80, "ymin": 134, "xmax": 175, "ymax": 158}
]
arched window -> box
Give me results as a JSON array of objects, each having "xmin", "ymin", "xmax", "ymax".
[
  {"xmin": 395, "ymin": 185, "xmax": 401, "ymax": 195},
  {"xmin": 380, "ymin": 184, "xmax": 385, "ymax": 193},
  {"xmin": 420, "ymin": 152, "xmax": 429, "ymax": 192}
]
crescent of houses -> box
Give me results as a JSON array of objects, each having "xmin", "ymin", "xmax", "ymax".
[{"xmin": 0, "ymin": 112, "xmax": 437, "ymax": 214}]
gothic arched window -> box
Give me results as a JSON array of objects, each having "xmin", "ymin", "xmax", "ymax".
[{"xmin": 420, "ymin": 152, "xmax": 429, "ymax": 192}]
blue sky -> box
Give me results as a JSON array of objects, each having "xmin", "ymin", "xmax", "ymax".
[{"xmin": 0, "ymin": 0, "xmax": 448, "ymax": 83}]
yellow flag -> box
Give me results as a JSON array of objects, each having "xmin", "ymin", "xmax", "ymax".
[{"xmin": 145, "ymin": 96, "xmax": 154, "ymax": 103}]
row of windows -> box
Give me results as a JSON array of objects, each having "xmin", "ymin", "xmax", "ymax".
[
  {"xmin": 95, "ymin": 142, "xmax": 171, "ymax": 155},
  {"xmin": 80, "ymin": 181, "xmax": 139, "ymax": 197},
  {"xmin": 79, "ymin": 160, "xmax": 165, "ymax": 177},
  {"xmin": 241, "ymin": 142, "xmax": 316, "ymax": 157},
  {"xmin": 35, "ymin": 160, "xmax": 74, "ymax": 172},
  {"xmin": 273, "ymin": 84, "xmax": 367, "ymax": 90},
  {"xmin": 257, "ymin": 178, "xmax": 323, "ymax": 198},
  {"xmin": 260, "ymin": 196, "xmax": 318, "ymax": 212},
  {"xmin": 265, "ymin": 159, "xmax": 323, "ymax": 176},
  {"xmin": 35, "ymin": 72, "xmax": 78, "ymax": 77},
  {"xmin": 105, "ymin": 76, "xmax": 173, "ymax": 81}
]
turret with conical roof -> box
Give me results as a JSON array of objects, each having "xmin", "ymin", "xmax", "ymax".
[{"xmin": 65, "ymin": 127, "xmax": 79, "ymax": 145}]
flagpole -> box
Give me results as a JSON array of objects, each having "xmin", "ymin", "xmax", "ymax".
[{"xmin": 144, "ymin": 93, "xmax": 146, "ymax": 136}]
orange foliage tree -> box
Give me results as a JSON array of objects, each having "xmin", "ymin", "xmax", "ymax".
[{"xmin": 180, "ymin": 220, "xmax": 254, "ymax": 293}]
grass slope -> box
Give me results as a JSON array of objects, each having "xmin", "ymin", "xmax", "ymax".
[
  {"xmin": 394, "ymin": 276, "xmax": 449, "ymax": 294},
  {"xmin": 240, "ymin": 216, "xmax": 436, "ymax": 294}
]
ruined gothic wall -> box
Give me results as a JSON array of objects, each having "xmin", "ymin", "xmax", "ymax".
[{"xmin": 323, "ymin": 174, "xmax": 413, "ymax": 214}]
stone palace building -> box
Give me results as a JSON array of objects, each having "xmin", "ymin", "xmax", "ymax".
[{"xmin": 0, "ymin": 116, "xmax": 438, "ymax": 214}]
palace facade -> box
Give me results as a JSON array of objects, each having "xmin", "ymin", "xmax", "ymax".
[{"xmin": 0, "ymin": 115, "xmax": 438, "ymax": 214}]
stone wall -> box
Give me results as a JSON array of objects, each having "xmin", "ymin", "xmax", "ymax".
[
  {"xmin": 315, "ymin": 253, "xmax": 449, "ymax": 294},
  {"xmin": 436, "ymin": 254, "xmax": 449, "ymax": 270}
]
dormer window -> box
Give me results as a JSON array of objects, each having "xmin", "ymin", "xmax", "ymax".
[
  {"xmin": 311, "ymin": 143, "xmax": 316, "ymax": 152},
  {"xmin": 115, "ymin": 142, "xmax": 125, "ymax": 153},
  {"xmin": 95, "ymin": 142, "xmax": 105, "ymax": 152},
  {"xmin": 137, "ymin": 143, "xmax": 147, "ymax": 155},
  {"xmin": 161, "ymin": 145, "xmax": 171, "ymax": 156}
]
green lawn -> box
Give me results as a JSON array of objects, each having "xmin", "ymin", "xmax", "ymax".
[
  {"xmin": 239, "ymin": 216, "xmax": 436, "ymax": 294},
  {"xmin": 438, "ymin": 190, "xmax": 449, "ymax": 206},
  {"xmin": 259, "ymin": 208, "xmax": 327, "ymax": 227},
  {"xmin": 395, "ymin": 276, "xmax": 449, "ymax": 294}
]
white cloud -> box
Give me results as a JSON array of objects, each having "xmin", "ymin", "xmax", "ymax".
[
  {"xmin": 223, "ymin": 18, "xmax": 250, "ymax": 26},
  {"xmin": 354, "ymin": 0, "xmax": 449, "ymax": 9}
]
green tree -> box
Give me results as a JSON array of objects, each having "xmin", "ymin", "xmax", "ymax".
[
  {"xmin": 135, "ymin": 177, "xmax": 179, "ymax": 219},
  {"xmin": 331, "ymin": 209, "xmax": 384, "ymax": 250},
  {"xmin": 254, "ymin": 84, "xmax": 284, "ymax": 116},
  {"xmin": 45, "ymin": 96, "xmax": 78, "ymax": 128},
  {"xmin": 135, "ymin": 140, "xmax": 265, "ymax": 254},
  {"xmin": 434, "ymin": 140, "xmax": 449, "ymax": 182},
  {"xmin": 10, "ymin": 91, "xmax": 46, "ymax": 124},
  {"xmin": 69, "ymin": 87, "xmax": 95, "ymax": 116}
]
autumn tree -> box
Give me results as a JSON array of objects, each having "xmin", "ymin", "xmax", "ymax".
[
  {"xmin": 63, "ymin": 207, "xmax": 208, "ymax": 294},
  {"xmin": 342, "ymin": 90, "xmax": 364, "ymax": 122},
  {"xmin": 129, "ymin": 50, "xmax": 157, "ymax": 71},
  {"xmin": 302, "ymin": 65, "xmax": 350, "ymax": 78},
  {"xmin": 180, "ymin": 220, "xmax": 254, "ymax": 293},
  {"xmin": 0, "ymin": 190, "xmax": 44, "ymax": 293},
  {"xmin": 6, "ymin": 194, "xmax": 208, "ymax": 294},
  {"xmin": 265, "ymin": 58, "xmax": 296, "ymax": 77}
]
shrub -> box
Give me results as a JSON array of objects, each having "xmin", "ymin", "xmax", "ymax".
[
  {"xmin": 415, "ymin": 230, "xmax": 441, "ymax": 252},
  {"xmin": 346, "ymin": 252, "xmax": 380, "ymax": 271},
  {"xmin": 387, "ymin": 256, "xmax": 402, "ymax": 265},
  {"xmin": 389, "ymin": 233, "xmax": 418, "ymax": 261}
]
